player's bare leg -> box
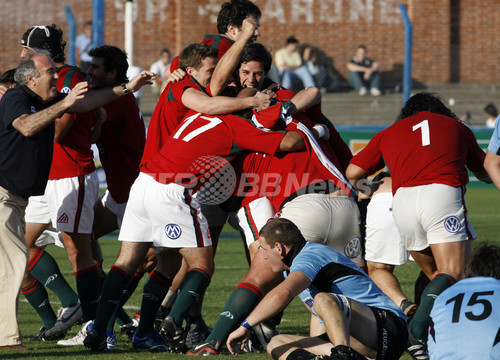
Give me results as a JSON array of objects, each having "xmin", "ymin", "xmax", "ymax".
[{"xmin": 314, "ymin": 293, "xmax": 377, "ymax": 359}]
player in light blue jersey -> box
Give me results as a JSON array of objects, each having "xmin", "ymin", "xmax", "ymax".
[
  {"xmin": 428, "ymin": 243, "xmax": 500, "ymax": 360},
  {"xmin": 226, "ymin": 218, "xmax": 407, "ymax": 360}
]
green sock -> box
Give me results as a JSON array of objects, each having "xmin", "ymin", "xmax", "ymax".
[
  {"xmin": 75, "ymin": 264, "xmax": 101, "ymax": 322},
  {"xmin": 136, "ymin": 271, "xmax": 172, "ymax": 337},
  {"xmin": 22, "ymin": 279, "xmax": 57, "ymax": 328},
  {"xmin": 107, "ymin": 272, "xmax": 143, "ymax": 330},
  {"xmin": 28, "ymin": 248, "xmax": 79, "ymax": 308},
  {"xmin": 169, "ymin": 268, "xmax": 211, "ymax": 327},
  {"xmin": 93, "ymin": 266, "xmax": 130, "ymax": 336},
  {"xmin": 409, "ymin": 273, "xmax": 456, "ymax": 339},
  {"xmin": 206, "ymin": 282, "xmax": 262, "ymax": 343}
]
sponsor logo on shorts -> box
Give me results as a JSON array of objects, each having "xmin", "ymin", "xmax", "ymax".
[
  {"xmin": 60, "ymin": 86, "xmax": 72, "ymax": 94},
  {"xmin": 344, "ymin": 236, "xmax": 361, "ymax": 258},
  {"xmin": 165, "ymin": 224, "xmax": 182, "ymax": 239},
  {"xmin": 444, "ymin": 216, "xmax": 461, "ymax": 233},
  {"xmin": 304, "ymin": 298, "xmax": 314, "ymax": 309},
  {"xmin": 220, "ymin": 311, "xmax": 234, "ymax": 319},
  {"xmin": 31, "ymin": 106, "xmax": 36, "ymax": 113},
  {"xmin": 57, "ymin": 213, "xmax": 69, "ymax": 223},
  {"xmin": 381, "ymin": 327, "xmax": 388, "ymax": 356}
]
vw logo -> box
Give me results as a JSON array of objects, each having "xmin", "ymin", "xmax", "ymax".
[
  {"xmin": 444, "ymin": 216, "xmax": 461, "ymax": 233},
  {"xmin": 60, "ymin": 86, "xmax": 72, "ymax": 94},
  {"xmin": 165, "ymin": 224, "xmax": 182, "ymax": 239},
  {"xmin": 344, "ymin": 236, "xmax": 361, "ymax": 258}
]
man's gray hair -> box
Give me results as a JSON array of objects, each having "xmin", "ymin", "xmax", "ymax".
[
  {"xmin": 14, "ymin": 59, "xmax": 39, "ymax": 85},
  {"xmin": 14, "ymin": 50, "xmax": 52, "ymax": 86}
]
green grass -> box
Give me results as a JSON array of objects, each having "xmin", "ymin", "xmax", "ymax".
[{"xmin": 7, "ymin": 187, "xmax": 500, "ymax": 359}]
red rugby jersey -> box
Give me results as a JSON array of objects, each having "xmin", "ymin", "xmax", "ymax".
[
  {"xmin": 97, "ymin": 94, "xmax": 145, "ymax": 203},
  {"xmin": 350, "ymin": 111, "xmax": 486, "ymax": 193},
  {"xmin": 49, "ymin": 65, "xmax": 96, "ymax": 179},
  {"xmin": 142, "ymin": 111, "xmax": 285, "ymax": 192},
  {"xmin": 141, "ymin": 77, "xmax": 207, "ymax": 167}
]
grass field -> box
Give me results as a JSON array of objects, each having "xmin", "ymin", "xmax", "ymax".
[{"xmin": 5, "ymin": 187, "xmax": 500, "ymax": 359}]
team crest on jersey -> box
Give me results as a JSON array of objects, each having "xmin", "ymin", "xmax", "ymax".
[
  {"xmin": 344, "ymin": 236, "xmax": 361, "ymax": 258},
  {"xmin": 60, "ymin": 86, "xmax": 72, "ymax": 94},
  {"xmin": 444, "ymin": 216, "xmax": 461, "ymax": 233},
  {"xmin": 165, "ymin": 224, "xmax": 182, "ymax": 239}
]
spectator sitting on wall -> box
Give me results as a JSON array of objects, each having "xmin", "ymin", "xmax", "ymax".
[
  {"xmin": 347, "ymin": 44, "xmax": 381, "ymax": 96},
  {"xmin": 274, "ymin": 36, "xmax": 316, "ymax": 93}
]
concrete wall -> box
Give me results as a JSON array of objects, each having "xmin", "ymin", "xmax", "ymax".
[{"xmin": 0, "ymin": 0, "xmax": 498, "ymax": 84}]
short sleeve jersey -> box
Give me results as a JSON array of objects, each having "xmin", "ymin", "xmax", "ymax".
[
  {"xmin": 428, "ymin": 277, "xmax": 500, "ymax": 360},
  {"xmin": 96, "ymin": 94, "xmax": 146, "ymax": 203},
  {"xmin": 488, "ymin": 115, "xmax": 500, "ymax": 154},
  {"xmin": 283, "ymin": 240, "xmax": 405, "ymax": 319},
  {"xmin": 169, "ymin": 34, "xmax": 234, "ymax": 73},
  {"xmin": 350, "ymin": 111, "xmax": 486, "ymax": 194},
  {"xmin": 140, "ymin": 77, "xmax": 204, "ymax": 168},
  {"xmin": 0, "ymin": 86, "xmax": 63, "ymax": 197},
  {"xmin": 142, "ymin": 111, "xmax": 285, "ymax": 191},
  {"xmin": 234, "ymin": 105, "xmax": 353, "ymax": 210},
  {"xmin": 349, "ymin": 56, "xmax": 374, "ymax": 70},
  {"xmin": 49, "ymin": 65, "xmax": 96, "ymax": 179}
]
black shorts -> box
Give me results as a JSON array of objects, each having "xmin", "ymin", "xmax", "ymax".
[{"xmin": 370, "ymin": 307, "xmax": 408, "ymax": 360}]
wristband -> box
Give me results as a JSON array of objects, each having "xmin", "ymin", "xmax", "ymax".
[
  {"xmin": 240, "ymin": 320, "xmax": 251, "ymax": 330},
  {"xmin": 312, "ymin": 124, "xmax": 325, "ymax": 139},
  {"xmin": 121, "ymin": 83, "xmax": 130, "ymax": 95}
]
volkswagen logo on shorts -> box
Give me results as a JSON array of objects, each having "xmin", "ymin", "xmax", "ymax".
[
  {"xmin": 165, "ymin": 224, "xmax": 182, "ymax": 239},
  {"xmin": 344, "ymin": 236, "xmax": 361, "ymax": 258},
  {"xmin": 444, "ymin": 216, "xmax": 461, "ymax": 233}
]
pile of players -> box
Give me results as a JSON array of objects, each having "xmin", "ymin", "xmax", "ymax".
[{"xmin": 4, "ymin": 1, "xmax": 499, "ymax": 360}]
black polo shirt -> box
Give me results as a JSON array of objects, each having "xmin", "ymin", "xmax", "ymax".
[{"xmin": 0, "ymin": 85, "xmax": 65, "ymax": 198}]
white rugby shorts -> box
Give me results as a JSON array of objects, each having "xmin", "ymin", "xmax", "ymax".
[
  {"xmin": 279, "ymin": 193, "xmax": 364, "ymax": 266},
  {"xmin": 364, "ymin": 192, "xmax": 409, "ymax": 265},
  {"xmin": 392, "ymin": 183, "xmax": 476, "ymax": 251},
  {"xmin": 119, "ymin": 173, "xmax": 212, "ymax": 250},
  {"xmin": 25, "ymin": 172, "xmax": 99, "ymax": 234},
  {"xmin": 100, "ymin": 190, "xmax": 127, "ymax": 228},
  {"xmin": 228, "ymin": 196, "xmax": 276, "ymax": 248}
]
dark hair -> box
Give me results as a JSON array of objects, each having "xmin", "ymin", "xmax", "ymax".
[
  {"xmin": 0, "ymin": 69, "xmax": 16, "ymax": 86},
  {"xmin": 217, "ymin": 0, "xmax": 261, "ymax": 35},
  {"xmin": 357, "ymin": 44, "xmax": 367, "ymax": 51},
  {"xmin": 396, "ymin": 92, "xmax": 460, "ymax": 122},
  {"xmin": 22, "ymin": 24, "xmax": 66, "ymax": 63},
  {"xmin": 178, "ymin": 43, "xmax": 218, "ymax": 71},
  {"xmin": 286, "ymin": 36, "xmax": 299, "ymax": 45},
  {"xmin": 484, "ymin": 103, "xmax": 498, "ymax": 117},
  {"xmin": 88, "ymin": 45, "xmax": 129, "ymax": 83},
  {"xmin": 239, "ymin": 42, "xmax": 272, "ymax": 74},
  {"xmin": 161, "ymin": 48, "xmax": 171, "ymax": 56},
  {"xmin": 259, "ymin": 218, "xmax": 305, "ymax": 249},
  {"xmin": 465, "ymin": 243, "xmax": 500, "ymax": 279}
]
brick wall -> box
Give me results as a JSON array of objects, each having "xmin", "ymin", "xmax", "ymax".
[{"xmin": 0, "ymin": 0, "xmax": 498, "ymax": 85}]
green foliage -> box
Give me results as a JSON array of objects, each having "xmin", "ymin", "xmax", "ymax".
[{"xmin": 11, "ymin": 187, "xmax": 500, "ymax": 359}]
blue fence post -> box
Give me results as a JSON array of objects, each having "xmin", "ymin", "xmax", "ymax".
[
  {"xmin": 92, "ymin": 0, "xmax": 105, "ymax": 47},
  {"xmin": 399, "ymin": 4, "xmax": 413, "ymax": 106},
  {"xmin": 65, "ymin": 6, "xmax": 76, "ymax": 66}
]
